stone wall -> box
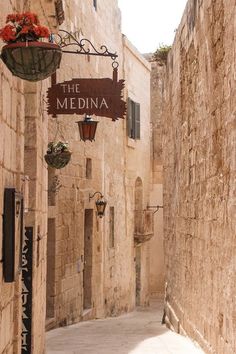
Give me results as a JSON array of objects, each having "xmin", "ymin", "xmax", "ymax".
[
  {"xmin": 149, "ymin": 59, "xmax": 165, "ymax": 298},
  {"xmin": 0, "ymin": 1, "xmax": 58, "ymax": 353},
  {"xmin": 0, "ymin": 1, "xmax": 153, "ymax": 352},
  {"xmin": 163, "ymin": 0, "xmax": 236, "ymax": 353},
  {"xmin": 123, "ymin": 38, "xmax": 151, "ymax": 307},
  {"xmin": 24, "ymin": 79, "xmax": 49, "ymax": 353},
  {"xmin": 0, "ymin": 2, "xmax": 25, "ymax": 353},
  {"xmin": 46, "ymin": 0, "xmax": 152, "ymax": 328},
  {"xmin": 0, "ymin": 46, "xmax": 25, "ymax": 354}
]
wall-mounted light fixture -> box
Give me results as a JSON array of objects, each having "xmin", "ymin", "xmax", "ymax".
[
  {"xmin": 76, "ymin": 115, "xmax": 98, "ymax": 142},
  {"xmin": 89, "ymin": 191, "xmax": 107, "ymax": 218},
  {"xmin": 147, "ymin": 205, "xmax": 163, "ymax": 214}
]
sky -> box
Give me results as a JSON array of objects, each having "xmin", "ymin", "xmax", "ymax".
[{"xmin": 117, "ymin": 0, "xmax": 188, "ymax": 53}]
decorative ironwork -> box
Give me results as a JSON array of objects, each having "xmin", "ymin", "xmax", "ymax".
[
  {"xmin": 147, "ymin": 205, "xmax": 163, "ymax": 214},
  {"xmin": 89, "ymin": 191, "xmax": 104, "ymax": 201},
  {"xmin": 54, "ymin": 29, "xmax": 118, "ymax": 60}
]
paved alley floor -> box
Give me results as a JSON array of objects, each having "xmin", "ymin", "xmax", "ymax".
[{"xmin": 46, "ymin": 300, "xmax": 205, "ymax": 354}]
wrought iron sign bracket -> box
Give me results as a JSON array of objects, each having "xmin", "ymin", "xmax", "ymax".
[
  {"xmin": 55, "ymin": 29, "xmax": 118, "ymax": 62},
  {"xmin": 89, "ymin": 191, "xmax": 104, "ymax": 202},
  {"xmin": 47, "ymin": 30, "xmax": 126, "ymax": 122},
  {"xmin": 147, "ymin": 205, "xmax": 163, "ymax": 214}
]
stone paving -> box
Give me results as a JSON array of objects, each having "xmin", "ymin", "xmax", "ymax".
[{"xmin": 46, "ymin": 300, "xmax": 205, "ymax": 354}]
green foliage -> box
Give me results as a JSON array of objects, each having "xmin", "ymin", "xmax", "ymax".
[
  {"xmin": 47, "ymin": 141, "xmax": 70, "ymax": 154},
  {"xmin": 153, "ymin": 44, "xmax": 172, "ymax": 63}
]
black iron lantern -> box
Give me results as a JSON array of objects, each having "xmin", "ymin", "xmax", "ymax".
[
  {"xmin": 76, "ymin": 115, "xmax": 98, "ymax": 142},
  {"xmin": 89, "ymin": 192, "xmax": 107, "ymax": 218},
  {"xmin": 1, "ymin": 42, "xmax": 62, "ymax": 82}
]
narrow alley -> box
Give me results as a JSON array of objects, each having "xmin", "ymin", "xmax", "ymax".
[
  {"xmin": 46, "ymin": 300, "xmax": 204, "ymax": 354},
  {"xmin": 1, "ymin": 0, "xmax": 235, "ymax": 353}
]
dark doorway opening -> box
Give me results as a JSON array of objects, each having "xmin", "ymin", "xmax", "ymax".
[
  {"xmin": 83, "ymin": 209, "xmax": 93, "ymax": 310},
  {"xmin": 46, "ymin": 218, "xmax": 56, "ymax": 320}
]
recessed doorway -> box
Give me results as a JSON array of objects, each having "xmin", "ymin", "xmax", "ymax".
[{"xmin": 83, "ymin": 209, "xmax": 93, "ymax": 310}]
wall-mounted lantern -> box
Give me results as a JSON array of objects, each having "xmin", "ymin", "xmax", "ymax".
[
  {"xmin": 76, "ymin": 115, "xmax": 98, "ymax": 142},
  {"xmin": 89, "ymin": 191, "xmax": 107, "ymax": 218}
]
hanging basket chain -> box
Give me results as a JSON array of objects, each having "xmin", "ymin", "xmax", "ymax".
[{"xmin": 53, "ymin": 118, "xmax": 67, "ymax": 142}]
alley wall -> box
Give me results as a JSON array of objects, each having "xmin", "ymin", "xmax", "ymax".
[
  {"xmin": 0, "ymin": 1, "xmax": 58, "ymax": 353},
  {"xmin": 0, "ymin": 1, "xmax": 153, "ymax": 353},
  {"xmin": 0, "ymin": 2, "xmax": 25, "ymax": 348},
  {"xmin": 46, "ymin": 0, "xmax": 152, "ymax": 328},
  {"xmin": 149, "ymin": 59, "xmax": 165, "ymax": 298},
  {"xmin": 163, "ymin": 0, "xmax": 236, "ymax": 353}
]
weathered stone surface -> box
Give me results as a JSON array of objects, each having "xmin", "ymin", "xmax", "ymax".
[
  {"xmin": 163, "ymin": 0, "xmax": 236, "ymax": 353},
  {"xmin": 45, "ymin": 10, "xmax": 152, "ymax": 326},
  {"xmin": 149, "ymin": 59, "xmax": 166, "ymax": 297},
  {"xmin": 0, "ymin": 6, "xmax": 26, "ymax": 354},
  {"xmin": 0, "ymin": 1, "xmax": 154, "ymax": 353}
]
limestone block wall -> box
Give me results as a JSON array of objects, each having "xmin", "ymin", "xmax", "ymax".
[
  {"xmin": 0, "ymin": 1, "xmax": 58, "ymax": 353},
  {"xmin": 45, "ymin": 0, "xmax": 138, "ymax": 328},
  {"xmin": 149, "ymin": 60, "xmax": 165, "ymax": 298},
  {"xmin": 45, "ymin": 0, "xmax": 152, "ymax": 327},
  {"xmin": 0, "ymin": 55, "xmax": 25, "ymax": 354},
  {"xmin": 0, "ymin": 3, "xmax": 25, "ymax": 353},
  {"xmin": 24, "ymin": 80, "xmax": 49, "ymax": 353},
  {"xmin": 123, "ymin": 38, "xmax": 151, "ymax": 307},
  {"xmin": 163, "ymin": 0, "xmax": 236, "ymax": 353}
]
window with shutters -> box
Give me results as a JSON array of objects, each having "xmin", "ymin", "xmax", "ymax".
[
  {"xmin": 55, "ymin": 0, "xmax": 65, "ymax": 25},
  {"xmin": 127, "ymin": 98, "xmax": 140, "ymax": 140}
]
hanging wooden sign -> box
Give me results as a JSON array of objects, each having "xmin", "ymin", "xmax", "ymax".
[{"xmin": 47, "ymin": 69, "xmax": 126, "ymax": 120}]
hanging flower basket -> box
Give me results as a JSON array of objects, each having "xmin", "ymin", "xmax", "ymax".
[
  {"xmin": 0, "ymin": 12, "xmax": 62, "ymax": 81},
  {"xmin": 44, "ymin": 142, "xmax": 72, "ymax": 169},
  {"xmin": 1, "ymin": 41, "xmax": 62, "ymax": 81}
]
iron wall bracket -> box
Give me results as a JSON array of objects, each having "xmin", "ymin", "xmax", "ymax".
[{"xmin": 54, "ymin": 30, "xmax": 118, "ymax": 61}]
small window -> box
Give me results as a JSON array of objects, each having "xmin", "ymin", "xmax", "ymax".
[
  {"xmin": 109, "ymin": 207, "xmax": 115, "ymax": 248},
  {"xmin": 127, "ymin": 98, "xmax": 140, "ymax": 139},
  {"xmin": 86, "ymin": 158, "xmax": 92, "ymax": 179},
  {"xmin": 93, "ymin": 0, "xmax": 97, "ymax": 10},
  {"xmin": 55, "ymin": 0, "xmax": 65, "ymax": 25}
]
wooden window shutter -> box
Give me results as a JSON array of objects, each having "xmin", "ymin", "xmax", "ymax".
[
  {"xmin": 134, "ymin": 103, "xmax": 140, "ymax": 139},
  {"xmin": 127, "ymin": 98, "xmax": 133, "ymax": 138},
  {"xmin": 93, "ymin": 0, "xmax": 97, "ymax": 10},
  {"xmin": 55, "ymin": 0, "xmax": 65, "ymax": 25}
]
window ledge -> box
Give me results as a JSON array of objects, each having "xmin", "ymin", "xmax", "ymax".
[{"xmin": 127, "ymin": 137, "xmax": 136, "ymax": 149}]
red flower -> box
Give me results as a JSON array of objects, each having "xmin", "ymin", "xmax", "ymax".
[
  {"xmin": 21, "ymin": 12, "xmax": 39, "ymax": 25},
  {"xmin": 6, "ymin": 14, "xmax": 17, "ymax": 23},
  {"xmin": 18, "ymin": 25, "xmax": 31, "ymax": 35},
  {"xmin": 0, "ymin": 24, "xmax": 16, "ymax": 42},
  {"xmin": 0, "ymin": 12, "xmax": 50, "ymax": 43},
  {"xmin": 33, "ymin": 25, "xmax": 50, "ymax": 38}
]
